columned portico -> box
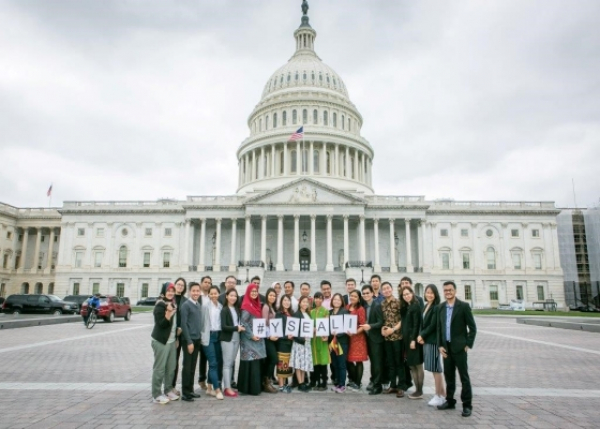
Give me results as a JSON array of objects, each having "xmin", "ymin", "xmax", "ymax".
[
  {"xmin": 276, "ymin": 215, "xmax": 284, "ymax": 271},
  {"xmin": 293, "ymin": 215, "xmax": 300, "ymax": 271},
  {"xmin": 389, "ymin": 219, "xmax": 397, "ymax": 273},
  {"xmin": 229, "ymin": 219, "xmax": 237, "ymax": 271},
  {"xmin": 405, "ymin": 218, "xmax": 413, "ymax": 273},
  {"xmin": 310, "ymin": 215, "xmax": 317, "ymax": 271},
  {"xmin": 326, "ymin": 215, "xmax": 333, "ymax": 271},
  {"xmin": 373, "ymin": 219, "xmax": 381, "ymax": 271}
]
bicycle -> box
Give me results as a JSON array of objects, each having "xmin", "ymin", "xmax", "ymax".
[{"xmin": 86, "ymin": 307, "xmax": 98, "ymax": 329}]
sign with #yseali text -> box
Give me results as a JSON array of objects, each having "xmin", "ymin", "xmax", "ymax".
[{"xmin": 252, "ymin": 318, "xmax": 268, "ymax": 338}]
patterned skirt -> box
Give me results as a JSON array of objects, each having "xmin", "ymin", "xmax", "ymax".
[
  {"xmin": 277, "ymin": 351, "xmax": 293, "ymax": 379},
  {"xmin": 424, "ymin": 343, "xmax": 443, "ymax": 373},
  {"xmin": 290, "ymin": 341, "xmax": 314, "ymax": 372}
]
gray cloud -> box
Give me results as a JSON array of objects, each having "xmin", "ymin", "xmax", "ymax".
[{"xmin": 0, "ymin": 0, "xmax": 598, "ymax": 208}]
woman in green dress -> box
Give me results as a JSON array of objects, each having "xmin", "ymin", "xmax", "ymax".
[{"xmin": 310, "ymin": 292, "xmax": 331, "ymax": 391}]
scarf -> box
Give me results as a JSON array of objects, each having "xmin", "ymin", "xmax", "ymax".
[{"xmin": 240, "ymin": 283, "xmax": 262, "ymax": 318}]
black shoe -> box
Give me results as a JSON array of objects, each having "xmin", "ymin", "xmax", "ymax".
[
  {"xmin": 231, "ymin": 382, "xmax": 237, "ymax": 389},
  {"xmin": 368, "ymin": 386, "xmax": 382, "ymax": 395},
  {"xmin": 462, "ymin": 407, "xmax": 472, "ymax": 417},
  {"xmin": 190, "ymin": 392, "xmax": 201, "ymax": 398},
  {"xmin": 181, "ymin": 395, "xmax": 194, "ymax": 402},
  {"xmin": 366, "ymin": 382, "xmax": 374, "ymax": 391},
  {"xmin": 437, "ymin": 401, "xmax": 456, "ymax": 410}
]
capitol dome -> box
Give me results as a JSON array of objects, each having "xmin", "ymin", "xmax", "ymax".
[{"xmin": 237, "ymin": 1, "xmax": 374, "ymax": 196}]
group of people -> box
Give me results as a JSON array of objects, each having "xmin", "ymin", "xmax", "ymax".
[{"xmin": 150, "ymin": 274, "xmax": 477, "ymax": 417}]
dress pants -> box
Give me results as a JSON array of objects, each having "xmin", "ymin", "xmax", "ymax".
[
  {"xmin": 151, "ymin": 339, "xmax": 177, "ymax": 398},
  {"xmin": 366, "ymin": 336, "xmax": 384, "ymax": 388},
  {"xmin": 221, "ymin": 338, "xmax": 239, "ymax": 390},
  {"xmin": 443, "ymin": 341, "xmax": 472, "ymax": 408},
  {"xmin": 330, "ymin": 343, "xmax": 349, "ymax": 388},
  {"xmin": 385, "ymin": 339, "xmax": 408, "ymax": 390},
  {"xmin": 181, "ymin": 338, "xmax": 201, "ymax": 396},
  {"xmin": 197, "ymin": 346, "xmax": 208, "ymax": 383}
]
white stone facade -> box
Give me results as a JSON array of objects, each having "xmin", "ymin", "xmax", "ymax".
[{"xmin": 0, "ymin": 6, "xmax": 565, "ymax": 309}]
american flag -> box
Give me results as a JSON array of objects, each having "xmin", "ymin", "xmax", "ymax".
[
  {"xmin": 47, "ymin": 184, "xmax": 53, "ymax": 197},
  {"xmin": 288, "ymin": 126, "xmax": 304, "ymax": 141}
]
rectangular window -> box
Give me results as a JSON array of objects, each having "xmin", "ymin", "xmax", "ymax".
[
  {"xmin": 441, "ymin": 253, "xmax": 450, "ymax": 269},
  {"xmin": 54, "ymin": 235, "xmax": 58, "ymax": 242},
  {"xmin": 489, "ymin": 285, "xmax": 498, "ymax": 301},
  {"xmin": 164, "ymin": 228, "xmax": 172, "ymax": 237},
  {"xmin": 41, "ymin": 235, "xmax": 45, "ymax": 242},
  {"xmin": 163, "ymin": 252, "xmax": 171, "ymax": 268},
  {"xmin": 116, "ymin": 283, "xmax": 125, "ymax": 298},
  {"xmin": 18, "ymin": 234, "xmax": 23, "ymax": 242},
  {"xmin": 143, "ymin": 252, "xmax": 151, "ymax": 268},
  {"xmin": 460, "ymin": 229, "xmax": 469, "ymax": 237},
  {"xmin": 92, "ymin": 283, "xmax": 100, "ymax": 295},
  {"xmin": 464, "ymin": 285, "xmax": 472, "ymax": 301},
  {"xmin": 145, "ymin": 228, "xmax": 152, "ymax": 237},
  {"xmin": 533, "ymin": 254, "xmax": 542, "ymax": 270},
  {"xmin": 440, "ymin": 229, "xmax": 448, "ymax": 237},
  {"xmin": 94, "ymin": 251, "xmax": 103, "ymax": 268},
  {"xmin": 141, "ymin": 283, "xmax": 149, "ymax": 298},
  {"xmin": 537, "ymin": 285, "xmax": 545, "ymax": 300},
  {"xmin": 2, "ymin": 254, "xmax": 8, "ymax": 269},
  {"xmin": 462, "ymin": 253, "xmax": 470, "ymax": 269},
  {"xmin": 511, "ymin": 229, "xmax": 519, "ymax": 238},
  {"xmin": 96, "ymin": 228, "xmax": 104, "ymax": 237},
  {"xmin": 74, "ymin": 252, "xmax": 83, "ymax": 268},
  {"xmin": 512, "ymin": 253, "xmax": 522, "ymax": 270},
  {"xmin": 73, "ymin": 282, "xmax": 80, "ymax": 295},
  {"xmin": 516, "ymin": 285, "xmax": 523, "ymax": 300},
  {"xmin": 6, "ymin": 231, "xmax": 12, "ymax": 239},
  {"xmin": 532, "ymin": 229, "xmax": 540, "ymax": 238},
  {"xmin": 77, "ymin": 228, "xmax": 85, "ymax": 237},
  {"xmin": 0, "ymin": 283, "xmax": 5, "ymax": 297}
]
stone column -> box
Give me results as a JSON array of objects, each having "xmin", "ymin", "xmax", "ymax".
[
  {"xmin": 321, "ymin": 143, "xmax": 327, "ymax": 175},
  {"xmin": 345, "ymin": 146, "xmax": 350, "ymax": 178},
  {"xmin": 271, "ymin": 144, "xmax": 276, "ymax": 177},
  {"xmin": 470, "ymin": 222, "xmax": 478, "ymax": 271},
  {"xmin": 19, "ymin": 228, "xmax": 29, "ymax": 271},
  {"xmin": 405, "ymin": 218, "xmax": 413, "ymax": 272},
  {"xmin": 46, "ymin": 228, "xmax": 56, "ymax": 272},
  {"xmin": 334, "ymin": 144, "xmax": 339, "ymax": 176},
  {"xmin": 260, "ymin": 216, "xmax": 267, "ymax": 266},
  {"xmin": 283, "ymin": 142, "xmax": 288, "ymax": 176},
  {"xmin": 373, "ymin": 219, "xmax": 381, "ymax": 271},
  {"xmin": 551, "ymin": 223, "xmax": 560, "ymax": 269},
  {"xmin": 293, "ymin": 215, "xmax": 300, "ymax": 271},
  {"xmin": 309, "ymin": 141, "xmax": 314, "ymax": 175},
  {"xmin": 359, "ymin": 215, "xmax": 366, "ymax": 262},
  {"xmin": 229, "ymin": 218, "xmax": 237, "ymax": 271},
  {"xmin": 276, "ymin": 215, "xmax": 284, "ymax": 271},
  {"xmin": 354, "ymin": 150, "xmax": 359, "ymax": 180},
  {"xmin": 343, "ymin": 215, "xmax": 349, "ymax": 268},
  {"xmin": 260, "ymin": 147, "xmax": 265, "ymax": 179},
  {"xmin": 389, "ymin": 219, "xmax": 397, "ymax": 272},
  {"xmin": 214, "ymin": 218, "xmax": 222, "ymax": 271},
  {"xmin": 522, "ymin": 222, "xmax": 529, "ymax": 270},
  {"xmin": 33, "ymin": 228, "xmax": 42, "ymax": 272},
  {"xmin": 244, "ymin": 216, "xmax": 251, "ymax": 262},
  {"xmin": 238, "ymin": 160, "xmax": 242, "ymax": 186},
  {"xmin": 417, "ymin": 219, "xmax": 424, "ymax": 271},
  {"xmin": 183, "ymin": 220, "xmax": 191, "ymax": 270},
  {"xmin": 310, "ymin": 215, "xmax": 317, "ymax": 271},
  {"xmin": 502, "ymin": 222, "xmax": 511, "ymax": 270},
  {"xmin": 252, "ymin": 150, "xmax": 257, "ymax": 181},
  {"xmin": 326, "ymin": 215, "xmax": 334, "ymax": 271},
  {"xmin": 198, "ymin": 218, "xmax": 206, "ymax": 271}
]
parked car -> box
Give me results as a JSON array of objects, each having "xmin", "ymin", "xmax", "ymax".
[
  {"xmin": 63, "ymin": 295, "xmax": 91, "ymax": 314},
  {"xmin": 136, "ymin": 297, "xmax": 158, "ymax": 306},
  {"xmin": 81, "ymin": 295, "xmax": 131, "ymax": 322},
  {"xmin": 569, "ymin": 301, "xmax": 600, "ymax": 313},
  {"xmin": 1, "ymin": 294, "xmax": 78, "ymax": 315}
]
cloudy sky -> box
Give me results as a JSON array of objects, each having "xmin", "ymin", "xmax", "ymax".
[{"xmin": 1, "ymin": 0, "xmax": 599, "ymax": 209}]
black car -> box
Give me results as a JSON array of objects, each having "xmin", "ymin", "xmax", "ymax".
[
  {"xmin": 63, "ymin": 295, "xmax": 91, "ymax": 314},
  {"xmin": 136, "ymin": 297, "xmax": 158, "ymax": 306},
  {"xmin": 2, "ymin": 294, "xmax": 78, "ymax": 315}
]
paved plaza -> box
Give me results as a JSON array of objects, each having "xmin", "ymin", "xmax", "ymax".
[{"xmin": 0, "ymin": 313, "xmax": 599, "ymax": 429}]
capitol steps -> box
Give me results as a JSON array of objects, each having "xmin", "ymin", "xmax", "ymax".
[{"xmin": 261, "ymin": 271, "xmax": 348, "ymax": 295}]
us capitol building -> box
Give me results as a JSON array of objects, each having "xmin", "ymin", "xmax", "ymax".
[{"xmin": 0, "ymin": 2, "xmax": 565, "ymax": 309}]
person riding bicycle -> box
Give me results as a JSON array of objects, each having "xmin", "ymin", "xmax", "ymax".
[{"xmin": 83, "ymin": 293, "xmax": 101, "ymax": 326}]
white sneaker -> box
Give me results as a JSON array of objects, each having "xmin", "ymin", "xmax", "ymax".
[
  {"xmin": 166, "ymin": 390, "xmax": 180, "ymax": 401},
  {"xmin": 153, "ymin": 395, "xmax": 170, "ymax": 404},
  {"xmin": 435, "ymin": 395, "xmax": 446, "ymax": 406},
  {"xmin": 428, "ymin": 395, "xmax": 440, "ymax": 406}
]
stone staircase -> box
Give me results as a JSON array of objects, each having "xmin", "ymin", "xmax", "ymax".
[{"xmin": 261, "ymin": 270, "xmax": 348, "ymax": 295}]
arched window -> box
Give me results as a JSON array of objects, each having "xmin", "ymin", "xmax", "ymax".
[
  {"xmin": 291, "ymin": 150, "xmax": 297, "ymax": 173},
  {"xmin": 302, "ymin": 149, "xmax": 308, "ymax": 173},
  {"xmin": 342, "ymin": 115, "xmax": 345, "ymax": 130},
  {"xmin": 292, "ymin": 110, "xmax": 298, "ymax": 125},
  {"xmin": 283, "ymin": 111, "xmax": 287, "ymax": 126},
  {"xmin": 287, "ymin": 73, "xmax": 291, "ymax": 82},
  {"xmin": 303, "ymin": 72, "xmax": 307, "ymax": 81},
  {"xmin": 313, "ymin": 150, "xmax": 320, "ymax": 173},
  {"xmin": 279, "ymin": 151, "xmax": 284, "ymax": 175},
  {"xmin": 323, "ymin": 111, "xmax": 328, "ymax": 126},
  {"xmin": 302, "ymin": 109, "xmax": 307, "ymax": 124},
  {"xmin": 295, "ymin": 72, "xmax": 299, "ymax": 81},
  {"xmin": 486, "ymin": 247, "xmax": 496, "ymax": 270},
  {"xmin": 319, "ymin": 73, "xmax": 323, "ymax": 82},
  {"xmin": 333, "ymin": 112, "xmax": 337, "ymax": 128},
  {"xmin": 119, "ymin": 246, "xmax": 128, "ymax": 268},
  {"xmin": 313, "ymin": 109, "xmax": 318, "ymax": 124},
  {"xmin": 273, "ymin": 113, "xmax": 277, "ymax": 128},
  {"xmin": 326, "ymin": 151, "xmax": 331, "ymax": 175}
]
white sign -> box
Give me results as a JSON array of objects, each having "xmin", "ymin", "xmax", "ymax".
[
  {"xmin": 252, "ymin": 318, "xmax": 268, "ymax": 338},
  {"xmin": 300, "ymin": 319, "xmax": 314, "ymax": 338},
  {"xmin": 285, "ymin": 317, "xmax": 300, "ymax": 337},
  {"xmin": 344, "ymin": 314, "xmax": 358, "ymax": 334},
  {"xmin": 330, "ymin": 315, "xmax": 344, "ymax": 335},
  {"xmin": 269, "ymin": 319, "xmax": 284, "ymax": 337},
  {"xmin": 315, "ymin": 318, "xmax": 330, "ymax": 336}
]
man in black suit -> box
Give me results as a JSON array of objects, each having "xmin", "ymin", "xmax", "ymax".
[
  {"xmin": 360, "ymin": 285, "xmax": 384, "ymax": 395},
  {"xmin": 218, "ymin": 275, "xmax": 240, "ymax": 306},
  {"xmin": 437, "ymin": 281, "xmax": 477, "ymax": 417}
]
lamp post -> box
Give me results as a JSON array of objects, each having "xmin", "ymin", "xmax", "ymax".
[
  {"xmin": 360, "ymin": 263, "xmax": 365, "ymax": 285},
  {"xmin": 245, "ymin": 267, "xmax": 249, "ymax": 284}
]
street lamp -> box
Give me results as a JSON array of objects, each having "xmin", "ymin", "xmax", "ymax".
[
  {"xmin": 302, "ymin": 230, "xmax": 308, "ymax": 243},
  {"xmin": 360, "ymin": 263, "xmax": 365, "ymax": 285}
]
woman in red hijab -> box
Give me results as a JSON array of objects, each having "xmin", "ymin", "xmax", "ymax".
[{"xmin": 237, "ymin": 283, "xmax": 267, "ymax": 395}]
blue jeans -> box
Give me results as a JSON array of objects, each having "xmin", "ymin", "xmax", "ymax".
[
  {"xmin": 202, "ymin": 331, "xmax": 223, "ymax": 390},
  {"xmin": 330, "ymin": 342, "xmax": 349, "ymax": 388}
]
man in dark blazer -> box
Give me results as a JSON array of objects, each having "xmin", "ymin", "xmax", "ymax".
[
  {"xmin": 360, "ymin": 285, "xmax": 385, "ymax": 395},
  {"xmin": 218, "ymin": 275, "xmax": 241, "ymax": 307},
  {"xmin": 437, "ymin": 281, "xmax": 477, "ymax": 417},
  {"xmin": 180, "ymin": 283, "xmax": 204, "ymax": 401}
]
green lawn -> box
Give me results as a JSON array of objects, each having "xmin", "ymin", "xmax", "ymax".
[
  {"xmin": 472, "ymin": 309, "xmax": 600, "ymax": 317},
  {"xmin": 132, "ymin": 306, "xmax": 154, "ymax": 313}
]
